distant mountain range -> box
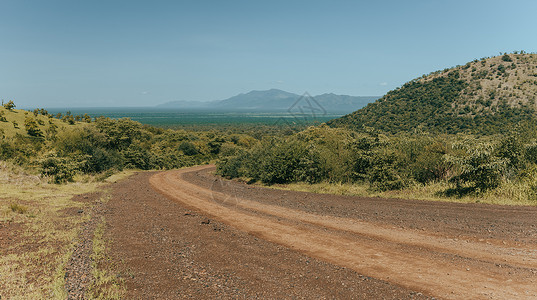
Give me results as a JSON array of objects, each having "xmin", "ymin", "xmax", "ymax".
[{"xmin": 156, "ymin": 89, "xmax": 379, "ymax": 113}]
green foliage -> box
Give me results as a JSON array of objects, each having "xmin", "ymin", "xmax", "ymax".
[
  {"xmin": 83, "ymin": 113, "xmax": 92, "ymax": 123},
  {"xmin": 368, "ymin": 154, "xmax": 405, "ymax": 191},
  {"xmin": 0, "ymin": 135, "xmax": 42, "ymax": 165},
  {"xmin": 178, "ymin": 141, "xmax": 198, "ymax": 156},
  {"xmin": 328, "ymin": 75, "xmax": 469, "ymax": 134},
  {"xmin": 95, "ymin": 118, "xmax": 146, "ymax": 150},
  {"xmin": 217, "ymin": 124, "xmax": 537, "ymax": 197},
  {"xmin": 496, "ymin": 134, "xmax": 525, "ymax": 176},
  {"xmin": 217, "ymin": 155, "xmax": 246, "ymax": 179},
  {"xmin": 328, "ymin": 53, "xmax": 537, "ymax": 135},
  {"xmin": 447, "ymin": 144, "xmax": 506, "ymax": 195},
  {"xmin": 24, "ymin": 116, "xmax": 44, "ymax": 137},
  {"xmin": 40, "ymin": 153, "xmax": 79, "ymax": 183},
  {"xmin": 3, "ymin": 100, "xmax": 15, "ymax": 110},
  {"xmin": 218, "ymin": 126, "xmax": 447, "ymax": 190},
  {"xmin": 257, "ymin": 141, "xmax": 325, "ymax": 184},
  {"xmin": 218, "ymin": 137, "xmax": 326, "ymax": 184},
  {"xmin": 3, "ymin": 111, "xmax": 242, "ymax": 183},
  {"xmin": 502, "ymin": 54, "xmax": 513, "ymax": 62}
]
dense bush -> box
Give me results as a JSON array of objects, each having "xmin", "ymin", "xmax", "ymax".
[
  {"xmin": 217, "ymin": 125, "xmax": 537, "ymax": 195},
  {"xmin": 178, "ymin": 141, "xmax": 198, "ymax": 156},
  {"xmin": 24, "ymin": 117, "xmax": 43, "ymax": 137},
  {"xmin": 40, "ymin": 153, "xmax": 79, "ymax": 183},
  {"xmin": 256, "ymin": 141, "xmax": 325, "ymax": 184},
  {"xmin": 446, "ymin": 144, "xmax": 507, "ymax": 194},
  {"xmin": 368, "ymin": 153, "xmax": 405, "ymax": 191},
  {"xmin": 1, "ymin": 114, "xmax": 256, "ymax": 183},
  {"xmin": 218, "ymin": 126, "xmax": 408, "ymax": 187}
]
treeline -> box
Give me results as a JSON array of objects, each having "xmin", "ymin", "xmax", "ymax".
[
  {"xmin": 217, "ymin": 125, "xmax": 537, "ymax": 197},
  {"xmin": 1, "ymin": 115, "xmax": 255, "ymax": 183}
]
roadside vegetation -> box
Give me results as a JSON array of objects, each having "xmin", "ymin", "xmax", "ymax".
[
  {"xmin": 218, "ymin": 121, "xmax": 537, "ymax": 206},
  {"xmin": 0, "ymin": 161, "xmax": 102, "ymax": 298},
  {"xmin": 217, "ymin": 52, "xmax": 537, "ymax": 206},
  {"xmin": 0, "ymin": 103, "xmax": 256, "ymax": 298},
  {"xmin": 0, "ymin": 105, "xmax": 258, "ymax": 183}
]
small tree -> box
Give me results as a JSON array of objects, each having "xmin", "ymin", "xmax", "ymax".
[
  {"xmin": 3, "ymin": 100, "xmax": 15, "ymax": 110},
  {"xmin": 501, "ymin": 54, "xmax": 512, "ymax": 62},
  {"xmin": 178, "ymin": 141, "xmax": 198, "ymax": 156},
  {"xmin": 448, "ymin": 143, "xmax": 506, "ymax": 194},
  {"xmin": 83, "ymin": 113, "xmax": 92, "ymax": 123},
  {"xmin": 24, "ymin": 117, "xmax": 43, "ymax": 137},
  {"xmin": 40, "ymin": 153, "xmax": 76, "ymax": 183}
]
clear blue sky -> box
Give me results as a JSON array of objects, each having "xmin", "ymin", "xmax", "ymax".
[{"xmin": 1, "ymin": 0, "xmax": 536, "ymax": 108}]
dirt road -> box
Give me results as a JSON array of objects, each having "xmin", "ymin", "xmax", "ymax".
[{"xmin": 106, "ymin": 165, "xmax": 537, "ymax": 299}]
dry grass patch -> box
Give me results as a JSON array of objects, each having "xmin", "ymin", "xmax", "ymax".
[
  {"xmin": 88, "ymin": 217, "xmax": 125, "ymax": 299},
  {"xmin": 0, "ymin": 162, "xmax": 131, "ymax": 299},
  {"xmin": 272, "ymin": 180, "xmax": 537, "ymax": 207}
]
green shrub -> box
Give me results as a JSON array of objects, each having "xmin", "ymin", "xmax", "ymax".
[
  {"xmin": 95, "ymin": 117, "xmax": 146, "ymax": 151},
  {"xmin": 40, "ymin": 154, "xmax": 78, "ymax": 183},
  {"xmin": 368, "ymin": 153, "xmax": 405, "ymax": 191},
  {"xmin": 84, "ymin": 148, "xmax": 124, "ymax": 173},
  {"xmin": 208, "ymin": 137, "xmax": 225, "ymax": 154},
  {"xmin": 3, "ymin": 100, "xmax": 15, "ymax": 110},
  {"xmin": 525, "ymin": 144, "xmax": 537, "ymax": 164},
  {"xmin": 409, "ymin": 142, "xmax": 451, "ymax": 183},
  {"xmin": 501, "ymin": 54, "xmax": 513, "ymax": 62},
  {"xmin": 448, "ymin": 144, "xmax": 506, "ymax": 194},
  {"xmin": 24, "ymin": 117, "xmax": 43, "ymax": 137},
  {"xmin": 246, "ymin": 139, "xmax": 326, "ymax": 184},
  {"xmin": 217, "ymin": 155, "xmax": 244, "ymax": 179},
  {"xmin": 496, "ymin": 135, "xmax": 525, "ymax": 177},
  {"xmin": 178, "ymin": 141, "xmax": 198, "ymax": 156},
  {"xmin": 123, "ymin": 144, "xmax": 154, "ymax": 170}
]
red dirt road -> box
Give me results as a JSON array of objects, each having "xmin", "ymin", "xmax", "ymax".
[{"xmin": 106, "ymin": 165, "xmax": 537, "ymax": 299}]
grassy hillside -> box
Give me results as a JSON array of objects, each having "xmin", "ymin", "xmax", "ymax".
[
  {"xmin": 328, "ymin": 52, "xmax": 537, "ymax": 134},
  {"xmin": 0, "ymin": 106, "xmax": 87, "ymax": 139}
]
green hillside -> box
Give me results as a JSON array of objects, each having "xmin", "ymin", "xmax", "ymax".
[
  {"xmin": 328, "ymin": 52, "xmax": 537, "ymax": 134},
  {"xmin": 0, "ymin": 106, "xmax": 89, "ymax": 139}
]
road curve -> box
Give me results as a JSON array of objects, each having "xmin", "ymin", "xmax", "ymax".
[{"xmin": 150, "ymin": 165, "xmax": 537, "ymax": 300}]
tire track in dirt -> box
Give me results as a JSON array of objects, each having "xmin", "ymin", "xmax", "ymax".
[{"xmin": 150, "ymin": 165, "xmax": 537, "ymax": 300}]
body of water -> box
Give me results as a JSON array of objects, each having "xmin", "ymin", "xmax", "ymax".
[{"xmin": 45, "ymin": 107, "xmax": 342, "ymax": 128}]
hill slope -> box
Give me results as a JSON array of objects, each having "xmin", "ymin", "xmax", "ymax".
[
  {"xmin": 0, "ymin": 106, "xmax": 87, "ymax": 139},
  {"xmin": 328, "ymin": 53, "xmax": 537, "ymax": 134}
]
